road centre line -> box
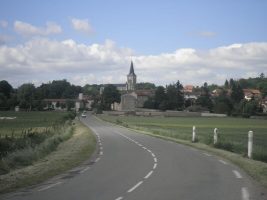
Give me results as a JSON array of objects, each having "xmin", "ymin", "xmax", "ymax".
[
  {"xmin": 241, "ymin": 187, "xmax": 250, "ymax": 200},
  {"xmin": 127, "ymin": 181, "xmax": 143, "ymax": 193},
  {"xmin": 144, "ymin": 170, "xmax": 153, "ymax": 179},
  {"xmin": 115, "ymin": 197, "xmax": 124, "ymax": 200},
  {"xmin": 203, "ymin": 152, "xmax": 211, "ymax": 157},
  {"xmin": 233, "ymin": 170, "xmax": 243, "ymax": 179},
  {"xmin": 154, "ymin": 157, "xmax": 157, "ymax": 163},
  {"xmin": 153, "ymin": 163, "xmax": 157, "ymax": 169},
  {"xmin": 218, "ymin": 159, "xmax": 228, "ymax": 165}
]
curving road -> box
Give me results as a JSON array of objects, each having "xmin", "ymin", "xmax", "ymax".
[{"xmin": 1, "ymin": 114, "xmax": 266, "ymax": 200}]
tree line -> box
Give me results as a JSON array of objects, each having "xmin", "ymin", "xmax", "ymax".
[
  {"xmin": 0, "ymin": 74, "xmax": 266, "ymax": 116},
  {"xmin": 143, "ymin": 74, "xmax": 267, "ymax": 117},
  {"xmin": 0, "ymin": 80, "xmax": 82, "ymax": 111}
]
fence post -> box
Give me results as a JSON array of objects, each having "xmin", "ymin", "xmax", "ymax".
[
  {"xmin": 248, "ymin": 131, "xmax": 253, "ymax": 159},
  {"xmin": 192, "ymin": 126, "xmax": 196, "ymax": 142},
  {"xmin": 213, "ymin": 128, "xmax": 218, "ymax": 145}
]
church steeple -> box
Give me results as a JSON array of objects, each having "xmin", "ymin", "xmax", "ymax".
[
  {"xmin": 127, "ymin": 61, "xmax": 137, "ymax": 91},
  {"xmin": 129, "ymin": 60, "xmax": 136, "ymax": 76}
]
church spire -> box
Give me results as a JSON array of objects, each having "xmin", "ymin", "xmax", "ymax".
[
  {"xmin": 127, "ymin": 60, "xmax": 137, "ymax": 91},
  {"xmin": 129, "ymin": 60, "xmax": 136, "ymax": 75}
]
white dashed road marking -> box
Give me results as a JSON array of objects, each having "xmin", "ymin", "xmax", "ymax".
[
  {"xmin": 115, "ymin": 197, "xmax": 124, "ymax": 200},
  {"xmin": 153, "ymin": 163, "xmax": 157, "ymax": 169},
  {"xmin": 233, "ymin": 170, "xmax": 243, "ymax": 179},
  {"xmin": 127, "ymin": 181, "xmax": 143, "ymax": 193},
  {"xmin": 241, "ymin": 187, "xmax": 250, "ymax": 200},
  {"xmin": 113, "ymin": 130, "xmax": 158, "ymax": 200},
  {"xmin": 218, "ymin": 159, "xmax": 228, "ymax": 165},
  {"xmin": 203, "ymin": 152, "xmax": 211, "ymax": 157},
  {"xmin": 144, "ymin": 170, "xmax": 153, "ymax": 179}
]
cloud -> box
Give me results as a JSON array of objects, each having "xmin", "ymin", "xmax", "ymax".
[
  {"xmin": 189, "ymin": 31, "xmax": 217, "ymax": 38},
  {"xmin": 0, "ymin": 38, "xmax": 266, "ymax": 87},
  {"xmin": 199, "ymin": 31, "xmax": 216, "ymax": 37},
  {"xmin": 0, "ymin": 34, "xmax": 12, "ymax": 45},
  {"xmin": 70, "ymin": 18, "xmax": 93, "ymax": 35},
  {"xmin": 14, "ymin": 21, "xmax": 62, "ymax": 36},
  {"xmin": 0, "ymin": 20, "xmax": 8, "ymax": 28}
]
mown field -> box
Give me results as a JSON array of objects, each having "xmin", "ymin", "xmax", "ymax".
[
  {"xmin": 99, "ymin": 115, "xmax": 267, "ymax": 162},
  {"xmin": 0, "ymin": 111, "xmax": 71, "ymax": 137}
]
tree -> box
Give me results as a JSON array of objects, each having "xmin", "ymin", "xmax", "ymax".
[
  {"xmin": 196, "ymin": 82, "xmax": 213, "ymax": 111},
  {"xmin": 143, "ymin": 97, "xmax": 155, "ymax": 109},
  {"xmin": 17, "ymin": 83, "xmax": 36, "ymax": 110},
  {"xmin": 0, "ymin": 80, "xmax": 13, "ymax": 98},
  {"xmin": 0, "ymin": 93, "xmax": 7, "ymax": 110},
  {"xmin": 136, "ymin": 82, "xmax": 156, "ymax": 90},
  {"xmin": 176, "ymin": 80, "xmax": 185, "ymax": 110},
  {"xmin": 101, "ymin": 85, "xmax": 121, "ymax": 110},
  {"xmin": 229, "ymin": 78, "xmax": 235, "ymax": 89},
  {"xmin": 213, "ymin": 91, "xmax": 233, "ymax": 115},
  {"xmin": 224, "ymin": 80, "xmax": 229, "ymax": 89},
  {"xmin": 154, "ymin": 86, "xmax": 166, "ymax": 109},
  {"xmin": 230, "ymin": 82, "xmax": 244, "ymax": 104}
]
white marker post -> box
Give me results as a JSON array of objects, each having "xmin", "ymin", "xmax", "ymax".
[
  {"xmin": 214, "ymin": 128, "xmax": 218, "ymax": 145},
  {"xmin": 192, "ymin": 126, "xmax": 196, "ymax": 143},
  {"xmin": 248, "ymin": 131, "xmax": 253, "ymax": 159}
]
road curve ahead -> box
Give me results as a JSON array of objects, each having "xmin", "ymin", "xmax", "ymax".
[{"xmin": 1, "ymin": 114, "xmax": 266, "ymax": 200}]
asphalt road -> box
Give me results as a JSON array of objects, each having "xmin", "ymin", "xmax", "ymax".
[{"xmin": 1, "ymin": 114, "xmax": 266, "ymax": 200}]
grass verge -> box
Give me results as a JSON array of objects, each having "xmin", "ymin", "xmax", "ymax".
[
  {"xmin": 0, "ymin": 120, "xmax": 96, "ymax": 194},
  {"xmin": 98, "ymin": 115, "xmax": 267, "ymax": 189}
]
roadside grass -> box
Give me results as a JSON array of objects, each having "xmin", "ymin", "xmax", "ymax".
[
  {"xmin": 0, "ymin": 120, "xmax": 96, "ymax": 194},
  {"xmin": 98, "ymin": 115, "xmax": 267, "ymax": 188}
]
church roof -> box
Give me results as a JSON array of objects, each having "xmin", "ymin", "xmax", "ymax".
[{"xmin": 128, "ymin": 61, "xmax": 136, "ymax": 76}]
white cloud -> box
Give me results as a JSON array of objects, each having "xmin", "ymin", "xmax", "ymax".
[
  {"xmin": 70, "ymin": 18, "xmax": 93, "ymax": 35},
  {"xmin": 0, "ymin": 38, "xmax": 266, "ymax": 87},
  {"xmin": 0, "ymin": 20, "xmax": 8, "ymax": 28},
  {"xmin": 14, "ymin": 21, "xmax": 62, "ymax": 36},
  {"xmin": 198, "ymin": 31, "xmax": 216, "ymax": 37},
  {"xmin": 0, "ymin": 34, "xmax": 12, "ymax": 45}
]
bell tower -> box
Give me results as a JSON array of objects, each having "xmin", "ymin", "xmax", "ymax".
[{"xmin": 127, "ymin": 61, "xmax": 137, "ymax": 91}]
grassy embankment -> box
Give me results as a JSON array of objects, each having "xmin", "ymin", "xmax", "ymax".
[
  {"xmin": 0, "ymin": 112, "xmax": 96, "ymax": 193},
  {"xmin": 99, "ymin": 115, "xmax": 267, "ymax": 188}
]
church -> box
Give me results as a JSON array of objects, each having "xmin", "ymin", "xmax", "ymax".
[{"xmin": 111, "ymin": 61, "xmax": 154, "ymax": 111}]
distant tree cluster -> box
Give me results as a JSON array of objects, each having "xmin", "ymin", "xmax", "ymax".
[
  {"xmin": 0, "ymin": 80, "xmax": 82, "ymax": 111},
  {"xmin": 144, "ymin": 81, "xmax": 184, "ymax": 111},
  {"xmin": 143, "ymin": 73, "xmax": 266, "ymax": 117}
]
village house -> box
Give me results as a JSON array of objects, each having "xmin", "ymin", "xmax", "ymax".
[
  {"xmin": 110, "ymin": 61, "xmax": 154, "ymax": 111},
  {"xmin": 243, "ymin": 89, "xmax": 262, "ymax": 101}
]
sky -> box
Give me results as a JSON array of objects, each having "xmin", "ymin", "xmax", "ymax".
[{"xmin": 0, "ymin": 0, "xmax": 267, "ymax": 87}]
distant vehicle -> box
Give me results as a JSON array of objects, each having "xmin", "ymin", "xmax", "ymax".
[{"xmin": 81, "ymin": 113, "xmax": 87, "ymax": 118}]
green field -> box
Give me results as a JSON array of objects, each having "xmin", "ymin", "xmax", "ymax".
[
  {"xmin": 0, "ymin": 111, "xmax": 76, "ymax": 174},
  {"xmin": 0, "ymin": 111, "xmax": 71, "ymax": 137},
  {"xmin": 99, "ymin": 115, "xmax": 267, "ymax": 162}
]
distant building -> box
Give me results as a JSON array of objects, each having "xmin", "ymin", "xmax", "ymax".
[
  {"xmin": 183, "ymin": 85, "xmax": 194, "ymax": 93},
  {"xmin": 126, "ymin": 61, "xmax": 137, "ymax": 91},
  {"xmin": 243, "ymin": 89, "xmax": 261, "ymax": 101},
  {"xmin": 111, "ymin": 61, "xmax": 154, "ymax": 111}
]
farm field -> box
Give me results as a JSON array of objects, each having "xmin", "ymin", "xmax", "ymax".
[
  {"xmin": 0, "ymin": 111, "xmax": 71, "ymax": 137},
  {"xmin": 99, "ymin": 115, "xmax": 267, "ymax": 162}
]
